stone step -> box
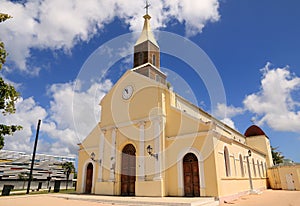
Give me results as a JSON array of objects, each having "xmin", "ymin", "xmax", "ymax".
[{"xmin": 54, "ymin": 194, "xmax": 220, "ymax": 206}]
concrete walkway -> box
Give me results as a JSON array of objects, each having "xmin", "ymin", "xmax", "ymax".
[
  {"xmin": 52, "ymin": 193, "xmax": 219, "ymax": 206},
  {"xmin": 220, "ymin": 190, "xmax": 300, "ymax": 206},
  {"xmin": 1, "ymin": 190, "xmax": 300, "ymax": 206},
  {"xmin": 0, "ymin": 193, "xmax": 218, "ymax": 206}
]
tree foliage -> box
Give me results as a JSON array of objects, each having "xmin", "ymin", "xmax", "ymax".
[
  {"xmin": 62, "ymin": 161, "xmax": 75, "ymax": 190},
  {"xmin": 0, "ymin": 13, "xmax": 22, "ymax": 150},
  {"xmin": 271, "ymin": 146, "xmax": 285, "ymax": 165}
]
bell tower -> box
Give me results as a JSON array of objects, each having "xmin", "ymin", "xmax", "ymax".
[
  {"xmin": 133, "ymin": 1, "xmax": 160, "ymax": 68},
  {"xmin": 134, "ymin": 15, "xmax": 160, "ymax": 68},
  {"xmin": 133, "ymin": 2, "xmax": 166, "ymax": 84}
]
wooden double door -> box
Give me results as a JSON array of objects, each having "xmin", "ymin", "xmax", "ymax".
[
  {"xmin": 121, "ymin": 144, "xmax": 136, "ymax": 196},
  {"xmin": 183, "ymin": 153, "xmax": 200, "ymax": 197}
]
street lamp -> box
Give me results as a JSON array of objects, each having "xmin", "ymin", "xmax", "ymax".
[
  {"xmin": 90, "ymin": 152, "xmax": 101, "ymax": 164},
  {"xmin": 146, "ymin": 145, "xmax": 158, "ymax": 160},
  {"xmin": 90, "ymin": 152, "xmax": 95, "ymax": 161},
  {"xmin": 245, "ymin": 149, "xmax": 255, "ymax": 194}
]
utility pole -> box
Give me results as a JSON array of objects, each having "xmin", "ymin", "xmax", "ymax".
[{"xmin": 26, "ymin": 119, "xmax": 41, "ymax": 194}]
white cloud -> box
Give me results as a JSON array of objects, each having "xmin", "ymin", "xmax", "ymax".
[
  {"xmin": 0, "ymin": 97, "xmax": 47, "ymax": 153},
  {"xmin": 221, "ymin": 118, "xmax": 236, "ymax": 129},
  {"xmin": 244, "ymin": 63, "xmax": 300, "ymax": 132},
  {"xmin": 213, "ymin": 103, "xmax": 244, "ymax": 129},
  {"xmin": 1, "ymin": 79, "xmax": 112, "ymax": 156},
  {"xmin": 164, "ymin": 0, "xmax": 220, "ymax": 36},
  {"xmin": 214, "ymin": 103, "xmax": 244, "ymax": 119},
  {"xmin": 0, "ymin": 0, "xmax": 220, "ymax": 74}
]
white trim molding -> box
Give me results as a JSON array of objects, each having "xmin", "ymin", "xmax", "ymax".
[
  {"xmin": 138, "ymin": 121, "xmax": 146, "ymax": 181},
  {"xmin": 153, "ymin": 118, "xmax": 162, "ymax": 180},
  {"xmin": 97, "ymin": 132, "xmax": 105, "ymax": 182},
  {"xmin": 177, "ymin": 147, "xmax": 205, "ymax": 196},
  {"xmin": 109, "ymin": 128, "xmax": 117, "ymax": 181},
  {"xmin": 81, "ymin": 159, "xmax": 96, "ymax": 193}
]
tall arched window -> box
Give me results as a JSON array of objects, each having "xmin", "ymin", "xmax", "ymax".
[
  {"xmin": 239, "ymin": 154, "xmax": 245, "ymax": 177},
  {"xmin": 264, "ymin": 162, "xmax": 267, "ymax": 177},
  {"xmin": 252, "ymin": 158, "xmax": 256, "ymax": 177},
  {"xmin": 224, "ymin": 147, "xmax": 231, "ymax": 177},
  {"xmin": 261, "ymin": 161, "xmax": 264, "ymax": 177},
  {"xmin": 257, "ymin": 160, "xmax": 261, "ymax": 177}
]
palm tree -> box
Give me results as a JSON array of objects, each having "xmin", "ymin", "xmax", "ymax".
[
  {"xmin": 62, "ymin": 162, "xmax": 75, "ymax": 190},
  {"xmin": 271, "ymin": 146, "xmax": 285, "ymax": 165}
]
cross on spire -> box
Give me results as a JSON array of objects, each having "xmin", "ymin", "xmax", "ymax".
[{"xmin": 144, "ymin": 0, "xmax": 151, "ymax": 15}]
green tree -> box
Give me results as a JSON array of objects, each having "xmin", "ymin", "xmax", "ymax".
[
  {"xmin": 62, "ymin": 162, "xmax": 75, "ymax": 190},
  {"xmin": 271, "ymin": 146, "xmax": 285, "ymax": 165},
  {"xmin": 0, "ymin": 13, "xmax": 22, "ymax": 150},
  {"xmin": 18, "ymin": 172, "xmax": 28, "ymax": 189}
]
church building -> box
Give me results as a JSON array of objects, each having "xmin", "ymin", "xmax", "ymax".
[{"xmin": 77, "ymin": 11, "xmax": 273, "ymax": 202}]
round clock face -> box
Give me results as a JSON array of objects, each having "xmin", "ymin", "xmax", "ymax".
[{"xmin": 122, "ymin": 85, "xmax": 133, "ymax": 100}]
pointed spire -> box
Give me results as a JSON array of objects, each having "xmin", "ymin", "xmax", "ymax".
[{"xmin": 135, "ymin": 4, "xmax": 159, "ymax": 47}]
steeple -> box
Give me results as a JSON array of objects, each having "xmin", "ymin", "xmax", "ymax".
[
  {"xmin": 133, "ymin": 2, "xmax": 160, "ymax": 68},
  {"xmin": 135, "ymin": 14, "xmax": 159, "ymax": 48},
  {"xmin": 132, "ymin": 2, "xmax": 165, "ymax": 85}
]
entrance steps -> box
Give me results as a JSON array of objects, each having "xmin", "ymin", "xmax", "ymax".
[{"xmin": 53, "ymin": 194, "xmax": 219, "ymax": 206}]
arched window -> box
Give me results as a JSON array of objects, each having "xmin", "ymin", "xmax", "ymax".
[
  {"xmin": 224, "ymin": 147, "xmax": 231, "ymax": 177},
  {"xmin": 261, "ymin": 161, "xmax": 264, "ymax": 177},
  {"xmin": 239, "ymin": 154, "xmax": 244, "ymax": 177},
  {"xmin": 257, "ymin": 160, "xmax": 261, "ymax": 177},
  {"xmin": 152, "ymin": 54, "xmax": 156, "ymax": 66},
  {"xmin": 264, "ymin": 162, "xmax": 267, "ymax": 176},
  {"xmin": 252, "ymin": 158, "xmax": 256, "ymax": 177}
]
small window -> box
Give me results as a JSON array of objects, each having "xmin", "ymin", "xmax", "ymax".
[
  {"xmin": 139, "ymin": 52, "xmax": 143, "ymax": 64},
  {"xmin": 155, "ymin": 74, "xmax": 160, "ymax": 82},
  {"xmin": 152, "ymin": 54, "xmax": 156, "ymax": 66},
  {"xmin": 224, "ymin": 147, "xmax": 231, "ymax": 177},
  {"xmin": 239, "ymin": 154, "xmax": 244, "ymax": 177}
]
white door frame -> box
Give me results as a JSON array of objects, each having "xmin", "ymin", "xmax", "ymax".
[{"xmin": 177, "ymin": 147, "xmax": 205, "ymax": 196}]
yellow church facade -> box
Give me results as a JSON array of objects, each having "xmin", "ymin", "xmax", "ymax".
[{"xmin": 77, "ymin": 14, "xmax": 273, "ymax": 202}]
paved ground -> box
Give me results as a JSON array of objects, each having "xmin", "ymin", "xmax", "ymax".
[
  {"xmin": 0, "ymin": 194, "xmax": 120, "ymax": 206},
  {"xmin": 220, "ymin": 190, "xmax": 300, "ymax": 206},
  {"xmin": 0, "ymin": 193, "xmax": 216, "ymax": 206},
  {"xmin": 0, "ymin": 189, "xmax": 300, "ymax": 206}
]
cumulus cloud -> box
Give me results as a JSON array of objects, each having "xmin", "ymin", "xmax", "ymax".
[
  {"xmin": 213, "ymin": 103, "xmax": 244, "ymax": 129},
  {"xmin": 244, "ymin": 63, "xmax": 300, "ymax": 132},
  {"xmin": 0, "ymin": 0, "xmax": 220, "ymax": 74},
  {"xmin": 1, "ymin": 79, "xmax": 112, "ymax": 156},
  {"xmin": 214, "ymin": 103, "xmax": 244, "ymax": 119},
  {"xmin": 0, "ymin": 97, "xmax": 47, "ymax": 152}
]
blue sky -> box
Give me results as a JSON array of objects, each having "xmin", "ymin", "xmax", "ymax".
[{"xmin": 0, "ymin": 0, "xmax": 300, "ymax": 163}]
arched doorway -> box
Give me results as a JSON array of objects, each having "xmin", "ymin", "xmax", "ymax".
[
  {"xmin": 183, "ymin": 153, "xmax": 200, "ymax": 197},
  {"xmin": 121, "ymin": 144, "xmax": 136, "ymax": 196},
  {"xmin": 85, "ymin": 163, "xmax": 93, "ymax": 193}
]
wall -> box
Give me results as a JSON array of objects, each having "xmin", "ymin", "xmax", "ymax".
[
  {"xmin": 246, "ymin": 135, "xmax": 273, "ymax": 168},
  {"xmin": 268, "ymin": 165, "xmax": 300, "ymax": 190},
  {"xmin": 214, "ymin": 135, "xmax": 268, "ymax": 202}
]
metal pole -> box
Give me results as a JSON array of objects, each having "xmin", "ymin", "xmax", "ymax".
[
  {"xmin": 246, "ymin": 156, "xmax": 254, "ymax": 192},
  {"xmin": 26, "ymin": 119, "xmax": 41, "ymax": 194}
]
